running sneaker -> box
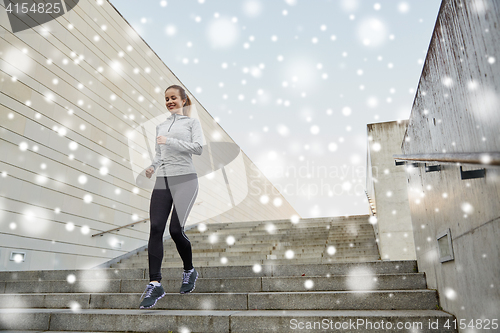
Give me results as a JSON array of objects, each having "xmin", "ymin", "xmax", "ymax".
[
  {"xmin": 180, "ymin": 268, "xmax": 198, "ymax": 294},
  {"xmin": 139, "ymin": 283, "xmax": 166, "ymax": 309}
]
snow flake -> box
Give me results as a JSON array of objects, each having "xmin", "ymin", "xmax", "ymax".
[
  {"xmin": 398, "ymin": 2, "xmax": 410, "ymax": 13},
  {"xmin": 78, "ymin": 175, "xmax": 87, "ymax": 184},
  {"xmin": 310, "ymin": 125, "xmax": 320, "ymax": 134},
  {"xmin": 444, "ymin": 288, "xmax": 457, "ymax": 300},
  {"xmin": 243, "ymin": 0, "xmax": 262, "ymax": 17},
  {"xmin": 69, "ymin": 301, "xmax": 81, "ymax": 312},
  {"xmin": 208, "ymin": 234, "xmax": 218, "ymax": 244},
  {"xmin": 346, "ymin": 267, "xmax": 376, "ymax": 291},
  {"xmin": 357, "ymin": 18, "xmax": 388, "ymax": 47},
  {"xmin": 367, "ymin": 96, "xmax": 378, "ymax": 108},
  {"xmin": 441, "ymin": 76, "xmax": 453, "ymax": 87},
  {"xmin": 81, "ymin": 225, "xmax": 90, "ymax": 235},
  {"xmin": 340, "ymin": 0, "xmax": 359, "ymax": 12},
  {"xmin": 67, "ymin": 274, "xmax": 76, "ymax": 284},
  {"xmin": 328, "ymin": 142, "xmax": 338, "ymax": 152},
  {"xmin": 179, "ymin": 326, "xmax": 191, "ymax": 333},
  {"xmin": 266, "ymin": 223, "xmax": 276, "ymax": 234},
  {"xmin": 226, "ymin": 235, "xmax": 235, "ymax": 245},
  {"xmin": 165, "ymin": 24, "xmax": 177, "ymax": 36},
  {"xmin": 83, "ymin": 194, "xmax": 93, "ymax": 203},
  {"xmin": 197, "ymin": 223, "xmax": 207, "ymax": 232},
  {"xmin": 471, "ymin": 0, "xmax": 487, "ymax": 14},
  {"xmin": 461, "ymin": 202, "xmax": 474, "ymax": 214}
]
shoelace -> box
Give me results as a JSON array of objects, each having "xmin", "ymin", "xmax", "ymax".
[
  {"xmin": 140, "ymin": 284, "xmax": 155, "ymax": 300},
  {"xmin": 182, "ymin": 271, "xmax": 192, "ymax": 284}
]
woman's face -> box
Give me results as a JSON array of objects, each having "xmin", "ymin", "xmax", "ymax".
[{"xmin": 165, "ymin": 88, "xmax": 186, "ymax": 113}]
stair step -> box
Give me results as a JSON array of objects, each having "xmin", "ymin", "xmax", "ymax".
[
  {"xmin": 144, "ymin": 241, "xmax": 378, "ymax": 253},
  {"xmin": 118, "ymin": 256, "xmax": 383, "ymax": 268},
  {"xmin": 0, "ymin": 308, "xmax": 457, "ymax": 332},
  {"xmin": 0, "ymin": 290, "xmax": 439, "ymax": 310},
  {"xmin": 3, "ymin": 273, "xmax": 427, "ymax": 294},
  {"xmin": 0, "ymin": 261, "xmax": 415, "ymax": 282},
  {"xmin": 126, "ymin": 249, "xmax": 379, "ymax": 262}
]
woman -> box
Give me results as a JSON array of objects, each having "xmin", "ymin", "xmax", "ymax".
[{"xmin": 139, "ymin": 85, "xmax": 204, "ymax": 309}]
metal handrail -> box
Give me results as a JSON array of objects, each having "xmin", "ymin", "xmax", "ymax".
[
  {"xmin": 91, "ymin": 201, "xmax": 203, "ymax": 237},
  {"xmin": 364, "ymin": 190, "xmax": 377, "ymax": 216},
  {"xmin": 392, "ymin": 152, "xmax": 500, "ymax": 166}
]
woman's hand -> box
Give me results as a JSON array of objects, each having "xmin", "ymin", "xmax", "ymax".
[
  {"xmin": 145, "ymin": 167, "xmax": 155, "ymax": 179},
  {"xmin": 157, "ymin": 135, "xmax": 167, "ymax": 145}
]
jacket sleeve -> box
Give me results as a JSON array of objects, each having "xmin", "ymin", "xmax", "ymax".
[
  {"xmin": 166, "ymin": 118, "xmax": 204, "ymax": 155},
  {"xmin": 148, "ymin": 125, "xmax": 162, "ymax": 172}
]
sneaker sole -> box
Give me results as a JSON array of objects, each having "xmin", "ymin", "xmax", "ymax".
[
  {"xmin": 139, "ymin": 292, "xmax": 166, "ymax": 309},
  {"xmin": 180, "ymin": 272, "xmax": 199, "ymax": 294}
]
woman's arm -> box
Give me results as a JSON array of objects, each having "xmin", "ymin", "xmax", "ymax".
[
  {"xmin": 166, "ymin": 118, "xmax": 203, "ymax": 155},
  {"xmin": 148, "ymin": 125, "xmax": 163, "ymax": 171}
]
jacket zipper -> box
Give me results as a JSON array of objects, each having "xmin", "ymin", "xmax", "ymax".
[{"xmin": 167, "ymin": 113, "xmax": 176, "ymax": 132}]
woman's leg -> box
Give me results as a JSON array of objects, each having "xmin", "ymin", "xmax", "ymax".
[
  {"xmin": 169, "ymin": 206, "xmax": 193, "ymax": 271},
  {"xmin": 148, "ymin": 177, "xmax": 173, "ymax": 283},
  {"xmin": 167, "ymin": 173, "xmax": 199, "ymax": 271}
]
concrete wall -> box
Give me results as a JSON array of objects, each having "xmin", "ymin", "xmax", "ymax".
[
  {"xmin": 0, "ymin": 0, "xmax": 299, "ymax": 271},
  {"xmin": 402, "ymin": 0, "xmax": 500, "ymax": 327},
  {"xmin": 366, "ymin": 120, "xmax": 416, "ymax": 261}
]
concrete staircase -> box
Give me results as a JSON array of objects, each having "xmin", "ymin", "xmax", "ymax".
[{"xmin": 0, "ymin": 215, "xmax": 457, "ymax": 332}]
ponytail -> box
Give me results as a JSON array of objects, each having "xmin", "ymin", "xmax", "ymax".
[{"xmin": 165, "ymin": 85, "xmax": 192, "ymax": 117}]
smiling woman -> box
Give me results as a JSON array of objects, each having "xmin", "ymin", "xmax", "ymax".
[{"xmin": 139, "ymin": 84, "xmax": 204, "ymax": 309}]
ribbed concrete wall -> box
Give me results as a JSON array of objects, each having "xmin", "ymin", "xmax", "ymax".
[
  {"xmin": 402, "ymin": 0, "xmax": 500, "ymax": 325},
  {"xmin": 366, "ymin": 120, "xmax": 416, "ymax": 261},
  {"xmin": 0, "ymin": 0, "xmax": 299, "ymax": 271}
]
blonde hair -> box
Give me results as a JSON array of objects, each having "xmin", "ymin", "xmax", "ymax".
[{"xmin": 165, "ymin": 85, "xmax": 192, "ymax": 117}]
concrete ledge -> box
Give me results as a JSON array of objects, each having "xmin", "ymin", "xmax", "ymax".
[
  {"xmin": 0, "ymin": 289, "xmax": 438, "ymax": 310},
  {"xmin": 0, "ymin": 308, "xmax": 457, "ymax": 332},
  {"xmin": 0, "ymin": 261, "xmax": 416, "ymax": 282},
  {"xmin": 2, "ymin": 273, "xmax": 426, "ymax": 294}
]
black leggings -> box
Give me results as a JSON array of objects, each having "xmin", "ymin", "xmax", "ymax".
[{"xmin": 148, "ymin": 174, "xmax": 198, "ymax": 282}]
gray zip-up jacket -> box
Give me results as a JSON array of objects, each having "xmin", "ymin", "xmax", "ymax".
[{"xmin": 148, "ymin": 113, "xmax": 203, "ymax": 177}]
